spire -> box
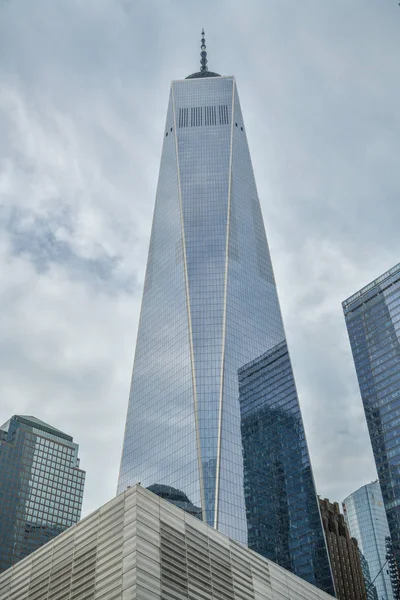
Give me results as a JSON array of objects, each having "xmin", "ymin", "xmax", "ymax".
[
  {"xmin": 185, "ymin": 29, "xmax": 221, "ymax": 79},
  {"xmin": 200, "ymin": 29, "xmax": 208, "ymax": 73}
]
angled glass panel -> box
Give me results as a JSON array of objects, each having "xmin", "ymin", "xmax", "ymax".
[
  {"xmin": 118, "ymin": 91, "xmax": 200, "ymax": 508},
  {"xmin": 173, "ymin": 77, "xmax": 233, "ymax": 523}
]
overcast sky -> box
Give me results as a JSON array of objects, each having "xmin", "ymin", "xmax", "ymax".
[{"xmin": 1, "ymin": 0, "xmax": 399, "ymax": 517}]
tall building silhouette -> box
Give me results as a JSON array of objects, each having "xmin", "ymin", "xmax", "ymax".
[
  {"xmin": 343, "ymin": 264, "xmax": 400, "ymax": 572},
  {"xmin": 0, "ymin": 415, "xmax": 85, "ymax": 573},
  {"xmin": 118, "ymin": 32, "xmax": 334, "ymax": 593}
]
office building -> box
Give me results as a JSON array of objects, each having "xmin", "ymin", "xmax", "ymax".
[
  {"xmin": 318, "ymin": 498, "xmax": 366, "ymax": 599},
  {"xmin": 118, "ymin": 32, "xmax": 334, "ymax": 594},
  {"xmin": 343, "ymin": 264, "xmax": 400, "ymax": 570},
  {"xmin": 343, "ymin": 481, "xmax": 396, "ymax": 600},
  {"xmin": 0, "ymin": 484, "xmax": 335, "ymax": 600},
  {"xmin": 0, "ymin": 415, "xmax": 85, "ymax": 573}
]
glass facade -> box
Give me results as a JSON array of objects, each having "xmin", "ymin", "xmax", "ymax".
[
  {"xmin": 359, "ymin": 550, "xmax": 379, "ymax": 600},
  {"xmin": 118, "ymin": 73, "xmax": 334, "ymax": 593},
  {"xmin": 0, "ymin": 415, "xmax": 85, "ymax": 573},
  {"xmin": 239, "ymin": 342, "xmax": 334, "ymax": 591},
  {"xmin": 343, "ymin": 263, "xmax": 400, "ymax": 571},
  {"xmin": 343, "ymin": 481, "xmax": 395, "ymax": 600}
]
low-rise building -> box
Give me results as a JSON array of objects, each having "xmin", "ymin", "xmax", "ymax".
[{"xmin": 0, "ymin": 484, "xmax": 334, "ymax": 600}]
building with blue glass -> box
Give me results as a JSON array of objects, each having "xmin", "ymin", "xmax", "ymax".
[
  {"xmin": 0, "ymin": 415, "xmax": 85, "ymax": 573},
  {"xmin": 118, "ymin": 32, "xmax": 334, "ymax": 594},
  {"xmin": 343, "ymin": 264, "xmax": 400, "ymax": 572},
  {"xmin": 343, "ymin": 482, "xmax": 395, "ymax": 600}
]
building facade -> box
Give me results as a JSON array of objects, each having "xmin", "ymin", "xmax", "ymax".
[
  {"xmin": 386, "ymin": 537, "xmax": 400, "ymax": 599},
  {"xmin": 239, "ymin": 342, "xmax": 332, "ymax": 586},
  {"xmin": 0, "ymin": 415, "xmax": 85, "ymax": 573},
  {"xmin": 343, "ymin": 264, "xmax": 400, "ymax": 570},
  {"xmin": 358, "ymin": 551, "xmax": 379, "ymax": 600},
  {"xmin": 0, "ymin": 484, "xmax": 335, "ymax": 600},
  {"xmin": 343, "ymin": 481, "xmax": 396, "ymax": 600},
  {"xmin": 117, "ymin": 34, "xmax": 333, "ymax": 593},
  {"xmin": 318, "ymin": 498, "xmax": 366, "ymax": 600}
]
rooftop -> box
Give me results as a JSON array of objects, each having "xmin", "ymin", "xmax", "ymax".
[
  {"xmin": 342, "ymin": 262, "xmax": 400, "ymax": 309},
  {"xmin": 0, "ymin": 415, "xmax": 73, "ymax": 443}
]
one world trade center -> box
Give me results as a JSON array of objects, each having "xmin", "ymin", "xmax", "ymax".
[{"xmin": 118, "ymin": 32, "xmax": 334, "ymax": 595}]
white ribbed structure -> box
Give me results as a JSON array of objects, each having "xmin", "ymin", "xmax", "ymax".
[{"xmin": 0, "ymin": 485, "xmax": 334, "ymax": 600}]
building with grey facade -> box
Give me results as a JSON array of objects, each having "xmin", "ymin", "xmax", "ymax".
[
  {"xmin": 343, "ymin": 481, "xmax": 395, "ymax": 600},
  {"xmin": 117, "ymin": 31, "xmax": 334, "ymax": 594},
  {"xmin": 0, "ymin": 415, "xmax": 85, "ymax": 573},
  {"xmin": 0, "ymin": 484, "xmax": 335, "ymax": 600},
  {"xmin": 343, "ymin": 264, "xmax": 400, "ymax": 570}
]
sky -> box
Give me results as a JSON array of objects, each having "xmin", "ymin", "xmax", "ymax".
[{"xmin": 1, "ymin": 0, "xmax": 400, "ymax": 518}]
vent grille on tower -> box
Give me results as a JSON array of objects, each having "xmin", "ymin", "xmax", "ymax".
[{"xmin": 178, "ymin": 105, "xmax": 229, "ymax": 128}]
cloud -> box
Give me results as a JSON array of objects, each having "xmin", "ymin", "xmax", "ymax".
[{"xmin": 1, "ymin": 0, "xmax": 399, "ymax": 519}]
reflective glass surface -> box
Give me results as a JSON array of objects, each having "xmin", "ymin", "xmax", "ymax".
[
  {"xmin": 0, "ymin": 415, "xmax": 85, "ymax": 572},
  {"xmin": 344, "ymin": 264, "xmax": 400, "ymax": 571},
  {"xmin": 359, "ymin": 550, "xmax": 379, "ymax": 600},
  {"xmin": 239, "ymin": 342, "xmax": 334, "ymax": 592},
  {"xmin": 118, "ymin": 75, "xmax": 334, "ymax": 594},
  {"xmin": 343, "ymin": 482, "xmax": 394, "ymax": 600}
]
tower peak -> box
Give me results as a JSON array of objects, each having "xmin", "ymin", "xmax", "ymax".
[
  {"xmin": 186, "ymin": 29, "xmax": 221, "ymax": 79},
  {"xmin": 200, "ymin": 28, "xmax": 208, "ymax": 73}
]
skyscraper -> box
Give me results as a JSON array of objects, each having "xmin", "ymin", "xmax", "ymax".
[
  {"xmin": 0, "ymin": 415, "xmax": 85, "ymax": 573},
  {"xmin": 343, "ymin": 481, "xmax": 396, "ymax": 600},
  {"xmin": 118, "ymin": 32, "xmax": 334, "ymax": 593},
  {"xmin": 343, "ymin": 263, "xmax": 400, "ymax": 571}
]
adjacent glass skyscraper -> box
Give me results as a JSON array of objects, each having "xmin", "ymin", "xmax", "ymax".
[
  {"xmin": 343, "ymin": 481, "xmax": 394, "ymax": 600},
  {"xmin": 118, "ymin": 33, "xmax": 334, "ymax": 594},
  {"xmin": 343, "ymin": 263, "xmax": 400, "ymax": 571},
  {"xmin": 0, "ymin": 415, "xmax": 85, "ymax": 573}
]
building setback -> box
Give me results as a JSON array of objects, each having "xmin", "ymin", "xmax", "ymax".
[
  {"xmin": 343, "ymin": 481, "xmax": 396, "ymax": 600},
  {"xmin": 0, "ymin": 484, "xmax": 335, "ymax": 600},
  {"xmin": 319, "ymin": 498, "xmax": 366, "ymax": 600},
  {"xmin": 0, "ymin": 415, "xmax": 85, "ymax": 573},
  {"xmin": 343, "ymin": 264, "xmax": 400, "ymax": 570},
  {"xmin": 117, "ymin": 32, "xmax": 334, "ymax": 594}
]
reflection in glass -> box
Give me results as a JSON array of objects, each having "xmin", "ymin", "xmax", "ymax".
[{"xmin": 239, "ymin": 342, "xmax": 334, "ymax": 591}]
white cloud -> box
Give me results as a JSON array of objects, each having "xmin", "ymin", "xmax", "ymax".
[{"xmin": 1, "ymin": 0, "xmax": 400, "ymax": 517}]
